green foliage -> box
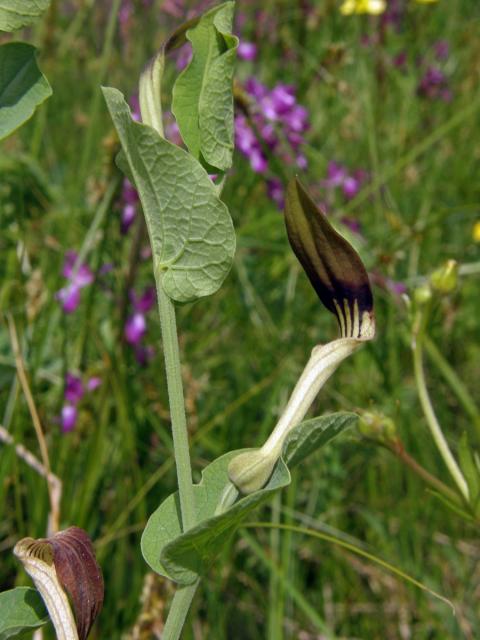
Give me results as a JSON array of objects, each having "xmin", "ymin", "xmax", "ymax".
[
  {"xmin": 142, "ymin": 413, "xmax": 355, "ymax": 585},
  {"xmin": 0, "ymin": 43, "xmax": 52, "ymax": 141},
  {"xmin": 0, "ymin": 588, "xmax": 48, "ymax": 639},
  {"xmin": 102, "ymin": 86, "xmax": 235, "ymax": 302},
  {"xmin": 0, "ymin": 0, "xmax": 50, "ymax": 32},
  {"xmin": 172, "ymin": 1, "xmax": 238, "ymax": 172}
]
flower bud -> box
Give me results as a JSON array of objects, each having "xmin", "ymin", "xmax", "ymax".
[
  {"xmin": 430, "ymin": 259, "xmax": 458, "ymax": 295},
  {"xmin": 358, "ymin": 411, "xmax": 396, "ymax": 443},
  {"xmin": 228, "ymin": 449, "xmax": 278, "ymax": 495},
  {"xmin": 413, "ymin": 283, "xmax": 432, "ymax": 306}
]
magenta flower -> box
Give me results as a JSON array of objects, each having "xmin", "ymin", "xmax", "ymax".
[
  {"xmin": 124, "ymin": 286, "xmax": 156, "ymax": 352},
  {"xmin": 56, "ymin": 251, "xmax": 94, "ymax": 314},
  {"xmin": 322, "ymin": 162, "xmax": 367, "ymax": 201},
  {"xmin": 65, "ymin": 373, "xmax": 84, "ymax": 404},
  {"xmin": 238, "ymin": 41, "xmax": 257, "ymax": 61},
  {"xmin": 86, "ymin": 377, "xmax": 102, "ymax": 392},
  {"xmin": 61, "ymin": 405, "xmax": 78, "ymax": 433},
  {"xmin": 125, "ymin": 312, "xmax": 147, "ymax": 345},
  {"xmin": 235, "ymin": 78, "xmax": 310, "ymax": 207},
  {"xmin": 60, "ymin": 372, "xmax": 101, "ymax": 433}
]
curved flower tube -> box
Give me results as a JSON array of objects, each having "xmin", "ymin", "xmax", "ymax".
[{"xmin": 229, "ymin": 178, "xmax": 375, "ymax": 494}]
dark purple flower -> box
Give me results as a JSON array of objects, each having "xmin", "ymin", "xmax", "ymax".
[
  {"xmin": 434, "ymin": 40, "xmax": 449, "ymax": 61},
  {"xmin": 238, "ymin": 41, "xmax": 257, "ymax": 61},
  {"xmin": 130, "ymin": 286, "xmax": 156, "ymax": 313},
  {"xmin": 134, "ymin": 344, "xmax": 155, "ymax": 366},
  {"xmin": 417, "ymin": 65, "xmax": 452, "ymax": 101},
  {"xmin": 266, "ymin": 178, "xmax": 285, "ymax": 209},
  {"xmin": 392, "ymin": 50, "xmax": 407, "ymax": 69},
  {"xmin": 65, "ymin": 373, "xmax": 84, "ymax": 404}
]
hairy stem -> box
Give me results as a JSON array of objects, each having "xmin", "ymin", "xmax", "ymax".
[{"xmin": 155, "ymin": 282, "xmax": 196, "ymax": 532}]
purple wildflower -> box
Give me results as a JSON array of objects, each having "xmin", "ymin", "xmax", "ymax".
[
  {"xmin": 120, "ymin": 178, "xmax": 139, "ymax": 234},
  {"xmin": 235, "ymin": 78, "xmax": 310, "ymax": 207},
  {"xmin": 130, "ymin": 286, "xmax": 156, "ymax": 313},
  {"xmin": 60, "ymin": 372, "xmax": 101, "ymax": 432},
  {"xmin": 56, "ymin": 251, "xmax": 94, "ymax": 314},
  {"xmin": 86, "ymin": 377, "xmax": 102, "ymax": 392},
  {"xmin": 417, "ymin": 65, "xmax": 452, "ymax": 101},
  {"xmin": 65, "ymin": 373, "xmax": 84, "ymax": 404},
  {"xmin": 434, "ymin": 40, "xmax": 449, "ymax": 61},
  {"xmin": 125, "ymin": 313, "xmax": 147, "ymax": 345},
  {"xmin": 124, "ymin": 286, "xmax": 156, "ymax": 352},
  {"xmin": 266, "ymin": 178, "xmax": 285, "ymax": 209},
  {"xmin": 238, "ymin": 41, "xmax": 257, "ymax": 61},
  {"xmin": 61, "ymin": 405, "xmax": 77, "ymax": 433},
  {"xmin": 134, "ymin": 344, "xmax": 155, "ymax": 366},
  {"xmin": 322, "ymin": 161, "xmax": 367, "ymax": 202}
]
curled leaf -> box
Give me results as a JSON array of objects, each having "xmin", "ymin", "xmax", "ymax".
[
  {"xmin": 172, "ymin": 1, "xmax": 238, "ymax": 171},
  {"xmin": 14, "ymin": 527, "xmax": 104, "ymax": 640},
  {"xmin": 285, "ymin": 178, "xmax": 374, "ymax": 340}
]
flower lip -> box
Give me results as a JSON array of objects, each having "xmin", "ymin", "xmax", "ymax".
[{"xmin": 284, "ymin": 177, "xmax": 374, "ymax": 340}]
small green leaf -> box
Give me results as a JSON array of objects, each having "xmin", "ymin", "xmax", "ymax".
[
  {"xmin": 0, "ymin": 43, "xmax": 52, "ymax": 141},
  {"xmin": 0, "ymin": 587, "xmax": 48, "ymax": 639},
  {"xmin": 102, "ymin": 86, "xmax": 235, "ymax": 302},
  {"xmin": 0, "ymin": 0, "xmax": 50, "ymax": 31},
  {"xmin": 172, "ymin": 1, "xmax": 238, "ymax": 172},
  {"xmin": 141, "ymin": 412, "xmax": 355, "ymax": 585},
  {"xmin": 285, "ymin": 178, "xmax": 374, "ymax": 339}
]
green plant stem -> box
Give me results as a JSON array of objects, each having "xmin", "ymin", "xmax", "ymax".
[
  {"xmin": 412, "ymin": 311, "xmax": 469, "ymax": 502},
  {"xmin": 162, "ymin": 583, "xmax": 200, "ymax": 640},
  {"xmin": 155, "ymin": 282, "xmax": 196, "ymax": 532},
  {"xmin": 424, "ymin": 335, "xmax": 480, "ymax": 437},
  {"xmin": 155, "ymin": 282, "xmax": 197, "ymax": 640},
  {"xmin": 384, "ymin": 439, "xmax": 463, "ymax": 507}
]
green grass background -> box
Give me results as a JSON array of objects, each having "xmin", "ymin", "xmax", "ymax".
[{"xmin": 1, "ymin": 0, "xmax": 480, "ymax": 637}]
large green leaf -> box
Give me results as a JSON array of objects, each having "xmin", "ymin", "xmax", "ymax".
[
  {"xmin": 0, "ymin": 43, "xmax": 52, "ymax": 141},
  {"xmin": 0, "ymin": 587, "xmax": 48, "ymax": 639},
  {"xmin": 141, "ymin": 412, "xmax": 356, "ymax": 585},
  {"xmin": 0, "ymin": 0, "xmax": 50, "ymax": 31},
  {"xmin": 102, "ymin": 86, "xmax": 235, "ymax": 302},
  {"xmin": 172, "ymin": 1, "xmax": 238, "ymax": 172}
]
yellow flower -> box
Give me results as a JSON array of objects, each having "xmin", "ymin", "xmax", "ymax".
[
  {"xmin": 473, "ymin": 221, "xmax": 480, "ymax": 243},
  {"xmin": 340, "ymin": 0, "xmax": 386, "ymax": 14}
]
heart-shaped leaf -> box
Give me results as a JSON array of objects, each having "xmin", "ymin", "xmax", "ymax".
[
  {"xmin": 0, "ymin": 0, "xmax": 51, "ymax": 32},
  {"xmin": 172, "ymin": 1, "xmax": 238, "ymax": 172},
  {"xmin": 142, "ymin": 412, "xmax": 356, "ymax": 585},
  {"xmin": 102, "ymin": 86, "xmax": 236, "ymax": 302},
  {"xmin": 0, "ymin": 587, "xmax": 48, "ymax": 639},
  {"xmin": 0, "ymin": 43, "xmax": 52, "ymax": 141}
]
